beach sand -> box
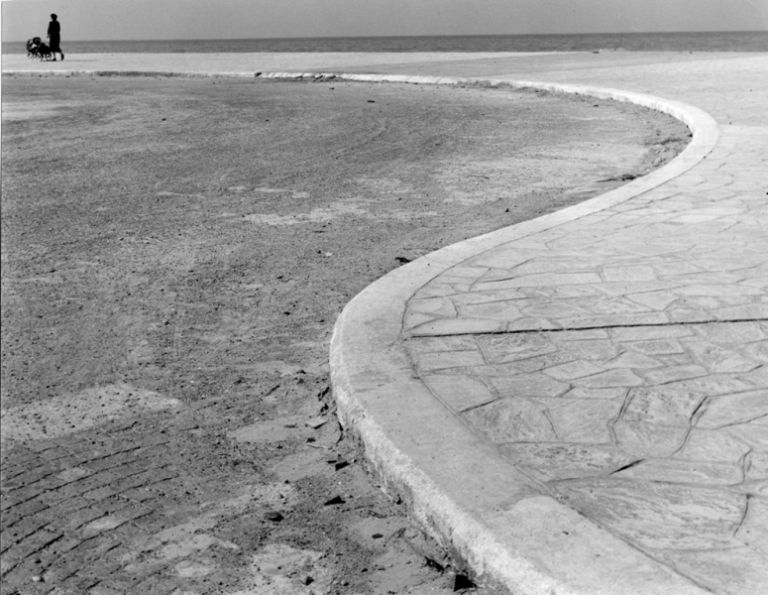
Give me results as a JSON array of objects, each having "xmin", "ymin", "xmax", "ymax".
[{"xmin": 1, "ymin": 73, "xmax": 688, "ymax": 593}]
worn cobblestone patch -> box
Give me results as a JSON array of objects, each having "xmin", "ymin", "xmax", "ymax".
[{"xmin": 0, "ymin": 384, "xmax": 180, "ymax": 443}]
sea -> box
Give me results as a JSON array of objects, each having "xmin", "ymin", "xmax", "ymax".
[{"xmin": 3, "ymin": 31, "xmax": 768, "ymax": 55}]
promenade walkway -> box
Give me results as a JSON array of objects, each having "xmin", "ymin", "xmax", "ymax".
[
  {"xmin": 328, "ymin": 53, "xmax": 768, "ymax": 593},
  {"xmin": 5, "ymin": 51, "xmax": 767, "ymax": 593}
]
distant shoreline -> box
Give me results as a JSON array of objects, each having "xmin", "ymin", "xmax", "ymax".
[{"xmin": 4, "ymin": 30, "xmax": 768, "ymax": 54}]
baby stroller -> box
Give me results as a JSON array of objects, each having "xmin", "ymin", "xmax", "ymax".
[{"xmin": 26, "ymin": 37, "xmax": 53, "ymax": 61}]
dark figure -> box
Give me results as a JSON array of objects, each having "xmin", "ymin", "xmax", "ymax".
[{"xmin": 47, "ymin": 14, "xmax": 64, "ymax": 61}]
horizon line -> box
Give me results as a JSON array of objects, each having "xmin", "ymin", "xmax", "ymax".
[{"xmin": 3, "ymin": 29, "xmax": 766, "ymax": 44}]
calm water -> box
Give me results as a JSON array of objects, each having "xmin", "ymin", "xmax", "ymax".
[{"xmin": 4, "ymin": 31, "xmax": 768, "ymax": 55}]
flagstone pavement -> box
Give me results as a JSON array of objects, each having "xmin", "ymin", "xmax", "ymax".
[{"xmin": 326, "ymin": 52, "xmax": 768, "ymax": 594}]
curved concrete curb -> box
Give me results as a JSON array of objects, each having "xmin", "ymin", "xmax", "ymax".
[{"xmin": 327, "ymin": 75, "xmax": 718, "ymax": 593}]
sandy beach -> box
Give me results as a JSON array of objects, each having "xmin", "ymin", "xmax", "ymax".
[{"xmin": 1, "ymin": 62, "xmax": 689, "ymax": 593}]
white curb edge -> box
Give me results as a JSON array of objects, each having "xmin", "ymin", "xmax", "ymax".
[{"xmin": 324, "ymin": 74, "xmax": 718, "ymax": 594}]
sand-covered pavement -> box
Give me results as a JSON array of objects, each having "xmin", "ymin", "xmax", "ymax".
[{"xmin": 2, "ymin": 50, "xmax": 763, "ymax": 594}]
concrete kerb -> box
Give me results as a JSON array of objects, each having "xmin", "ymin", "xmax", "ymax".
[
  {"xmin": 5, "ymin": 67, "xmax": 720, "ymax": 592},
  {"xmin": 325, "ymin": 74, "xmax": 719, "ymax": 593}
]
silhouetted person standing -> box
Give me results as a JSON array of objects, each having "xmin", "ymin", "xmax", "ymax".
[{"xmin": 47, "ymin": 14, "xmax": 64, "ymax": 61}]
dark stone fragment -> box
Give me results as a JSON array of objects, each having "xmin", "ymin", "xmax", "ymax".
[{"xmin": 453, "ymin": 573, "xmax": 478, "ymax": 591}]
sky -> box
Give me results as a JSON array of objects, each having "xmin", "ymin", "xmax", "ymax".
[{"xmin": 2, "ymin": 0, "xmax": 767, "ymax": 42}]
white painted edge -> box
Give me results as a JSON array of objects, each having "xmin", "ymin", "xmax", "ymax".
[{"xmin": 4, "ymin": 68, "xmax": 718, "ymax": 593}]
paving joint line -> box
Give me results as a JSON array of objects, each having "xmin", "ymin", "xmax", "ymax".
[{"xmin": 406, "ymin": 316, "xmax": 768, "ymax": 338}]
